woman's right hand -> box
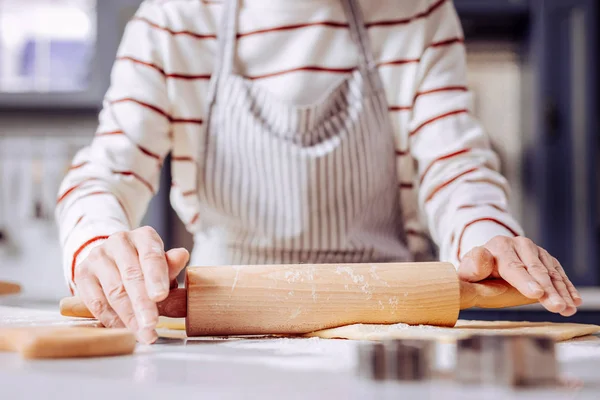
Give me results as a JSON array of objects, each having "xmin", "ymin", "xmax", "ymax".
[{"xmin": 73, "ymin": 226, "xmax": 190, "ymax": 344}]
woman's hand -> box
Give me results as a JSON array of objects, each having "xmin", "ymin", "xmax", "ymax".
[
  {"xmin": 73, "ymin": 226, "xmax": 190, "ymax": 344},
  {"xmin": 458, "ymin": 236, "xmax": 582, "ymax": 316}
]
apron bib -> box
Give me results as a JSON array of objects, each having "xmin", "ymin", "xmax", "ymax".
[{"xmin": 192, "ymin": 0, "xmax": 412, "ymax": 265}]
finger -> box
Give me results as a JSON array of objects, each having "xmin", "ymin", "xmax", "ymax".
[
  {"xmin": 458, "ymin": 246, "xmax": 495, "ymax": 282},
  {"xmin": 493, "ymin": 248, "xmax": 545, "ymax": 299},
  {"xmin": 92, "ymin": 249, "xmax": 139, "ymax": 333},
  {"xmin": 513, "ymin": 238, "xmax": 566, "ymax": 313},
  {"xmin": 131, "ymin": 227, "xmax": 170, "ymax": 302},
  {"xmin": 538, "ymin": 249, "xmax": 576, "ymax": 317},
  {"xmin": 166, "ymin": 248, "xmax": 190, "ymax": 282},
  {"xmin": 76, "ymin": 274, "xmax": 124, "ymax": 329},
  {"xmin": 553, "ymin": 256, "xmax": 582, "ymax": 307},
  {"xmin": 108, "ymin": 233, "xmax": 159, "ymax": 344}
]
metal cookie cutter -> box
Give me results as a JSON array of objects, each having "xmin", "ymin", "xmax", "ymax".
[
  {"xmin": 456, "ymin": 335, "xmax": 558, "ymax": 387},
  {"xmin": 356, "ymin": 339, "xmax": 435, "ymax": 382}
]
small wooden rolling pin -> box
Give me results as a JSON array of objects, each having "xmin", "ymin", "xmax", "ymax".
[
  {"xmin": 60, "ymin": 262, "xmax": 537, "ymax": 336},
  {"xmin": 0, "ymin": 281, "xmax": 21, "ymax": 296}
]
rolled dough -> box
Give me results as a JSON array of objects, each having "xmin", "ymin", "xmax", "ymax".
[
  {"xmin": 306, "ymin": 320, "xmax": 600, "ymax": 342},
  {"xmin": 157, "ymin": 317, "xmax": 600, "ymax": 342}
]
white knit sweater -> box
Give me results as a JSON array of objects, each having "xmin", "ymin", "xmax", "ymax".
[{"xmin": 56, "ymin": 0, "xmax": 523, "ymax": 292}]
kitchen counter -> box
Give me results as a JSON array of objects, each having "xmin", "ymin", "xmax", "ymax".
[{"xmin": 2, "ymin": 306, "xmax": 600, "ymax": 399}]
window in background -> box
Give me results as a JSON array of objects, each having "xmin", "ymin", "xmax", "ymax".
[{"xmin": 0, "ymin": 0, "xmax": 96, "ymax": 93}]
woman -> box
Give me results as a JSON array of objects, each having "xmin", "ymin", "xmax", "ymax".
[{"xmin": 56, "ymin": 0, "xmax": 581, "ymax": 344}]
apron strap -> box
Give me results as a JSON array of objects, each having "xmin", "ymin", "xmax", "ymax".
[
  {"xmin": 341, "ymin": 0, "xmax": 384, "ymax": 95},
  {"xmin": 204, "ymin": 0, "xmax": 239, "ymax": 117}
]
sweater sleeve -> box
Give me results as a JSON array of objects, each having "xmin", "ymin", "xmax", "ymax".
[
  {"xmin": 409, "ymin": 0, "xmax": 524, "ymax": 267},
  {"xmin": 55, "ymin": 1, "xmax": 172, "ymax": 293}
]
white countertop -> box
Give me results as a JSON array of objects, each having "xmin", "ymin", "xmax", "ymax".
[{"xmin": 2, "ymin": 306, "xmax": 600, "ymax": 399}]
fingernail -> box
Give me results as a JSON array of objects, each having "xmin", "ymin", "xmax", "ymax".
[
  {"xmin": 140, "ymin": 309, "xmax": 157, "ymax": 328},
  {"xmin": 551, "ymin": 296, "xmax": 566, "ymax": 310},
  {"xmin": 528, "ymin": 282, "xmax": 544, "ymax": 296},
  {"xmin": 138, "ymin": 329, "xmax": 158, "ymax": 345}
]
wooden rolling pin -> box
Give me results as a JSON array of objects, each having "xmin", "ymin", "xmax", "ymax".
[
  {"xmin": 0, "ymin": 281, "xmax": 21, "ymax": 296},
  {"xmin": 60, "ymin": 262, "xmax": 537, "ymax": 336}
]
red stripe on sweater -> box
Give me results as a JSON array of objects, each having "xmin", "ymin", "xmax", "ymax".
[
  {"xmin": 171, "ymin": 118, "xmax": 204, "ymax": 124},
  {"xmin": 111, "ymin": 98, "xmax": 171, "ymax": 120},
  {"xmin": 457, "ymin": 218, "xmax": 519, "ymax": 261},
  {"xmin": 189, "ymin": 213, "xmax": 200, "ymax": 225},
  {"xmin": 71, "ymin": 236, "xmax": 110, "ymax": 284},
  {"xmin": 410, "ymin": 109, "xmax": 468, "ymax": 137},
  {"xmin": 366, "ymin": 0, "xmax": 448, "ymax": 28},
  {"xmin": 95, "ymin": 130, "xmax": 163, "ymax": 162},
  {"xmin": 110, "ymin": 98, "xmax": 203, "ymax": 125},
  {"xmin": 420, "ymin": 148, "xmax": 471, "ymax": 184},
  {"xmin": 131, "ymin": 16, "xmax": 217, "ymax": 39},
  {"xmin": 429, "ymin": 37, "xmax": 465, "ymax": 48},
  {"xmin": 57, "ymin": 178, "xmax": 101, "ymax": 205},
  {"xmin": 238, "ymin": 21, "xmax": 348, "ymax": 38},
  {"xmin": 458, "ymin": 203, "xmax": 508, "ymax": 213},
  {"xmin": 425, "ymin": 167, "xmax": 478, "ymax": 203},
  {"xmin": 388, "ymin": 105, "xmax": 412, "ymax": 112},
  {"xmin": 172, "ymin": 156, "xmax": 196, "ymax": 162},
  {"xmin": 69, "ymin": 162, "xmax": 88, "ymax": 171},
  {"xmin": 74, "ymin": 215, "xmax": 84, "ymax": 227},
  {"xmin": 414, "ymin": 85, "xmax": 468, "ymax": 102},
  {"xmin": 116, "ymin": 56, "xmax": 165, "ymax": 75},
  {"xmin": 396, "ymin": 149, "xmax": 410, "ymax": 156},
  {"xmin": 399, "ymin": 182, "xmax": 415, "ymax": 189},
  {"xmin": 379, "ymin": 58, "xmax": 421, "ymax": 67},
  {"xmin": 111, "ymin": 170, "xmax": 155, "ymax": 193},
  {"xmin": 246, "ymin": 66, "xmax": 355, "ymax": 80},
  {"xmin": 182, "ymin": 189, "xmax": 198, "ymax": 197},
  {"xmin": 117, "ymin": 56, "xmax": 211, "ymax": 80},
  {"xmin": 96, "ymin": 130, "xmax": 124, "ymax": 136}
]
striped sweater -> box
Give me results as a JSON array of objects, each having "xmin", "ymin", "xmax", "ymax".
[{"xmin": 56, "ymin": 0, "xmax": 523, "ymax": 291}]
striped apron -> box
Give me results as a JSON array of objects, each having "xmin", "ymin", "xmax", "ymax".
[{"xmin": 191, "ymin": 0, "xmax": 412, "ymax": 266}]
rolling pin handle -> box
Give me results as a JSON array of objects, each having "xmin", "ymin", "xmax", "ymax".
[{"xmin": 59, "ymin": 288, "xmax": 188, "ymax": 319}]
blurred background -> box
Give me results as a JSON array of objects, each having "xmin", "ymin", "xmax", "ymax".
[{"xmin": 0, "ymin": 0, "xmax": 598, "ymax": 308}]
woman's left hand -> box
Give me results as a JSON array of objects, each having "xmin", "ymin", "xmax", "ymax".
[{"xmin": 458, "ymin": 236, "xmax": 582, "ymax": 316}]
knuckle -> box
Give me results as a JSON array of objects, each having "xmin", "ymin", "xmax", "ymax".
[
  {"xmin": 104, "ymin": 316, "xmax": 122, "ymax": 329},
  {"xmin": 122, "ymin": 265, "xmax": 144, "ymax": 282},
  {"xmin": 506, "ymin": 260, "xmax": 525, "ymax": 270},
  {"xmin": 74, "ymin": 267, "xmax": 91, "ymax": 282},
  {"xmin": 121, "ymin": 312, "xmax": 137, "ymax": 328},
  {"xmin": 141, "ymin": 251, "xmax": 165, "ymax": 263},
  {"xmin": 552, "ymin": 257, "xmax": 564, "ymax": 270},
  {"xmin": 526, "ymin": 263, "xmax": 547, "ymax": 274},
  {"xmin": 516, "ymin": 236, "xmax": 537, "ymax": 250},
  {"xmin": 88, "ymin": 298, "xmax": 107, "ymax": 315},
  {"xmin": 491, "ymin": 236, "xmax": 512, "ymax": 250},
  {"xmin": 106, "ymin": 283, "xmax": 128, "ymax": 303},
  {"xmin": 137, "ymin": 226, "xmax": 157, "ymax": 237},
  {"xmin": 548, "ymin": 269, "xmax": 564, "ymax": 281},
  {"xmin": 87, "ymin": 247, "xmax": 107, "ymax": 262},
  {"xmin": 515, "ymin": 236, "xmax": 532, "ymax": 245},
  {"xmin": 110, "ymin": 231, "xmax": 129, "ymax": 242}
]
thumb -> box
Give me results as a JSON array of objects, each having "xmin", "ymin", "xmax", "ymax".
[
  {"xmin": 458, "ymin": 246, "xmax": 495, "ymax": 282},
  {"xmin": 166, "ymin": 248, "xmax": 190, "ymax": 283}
]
